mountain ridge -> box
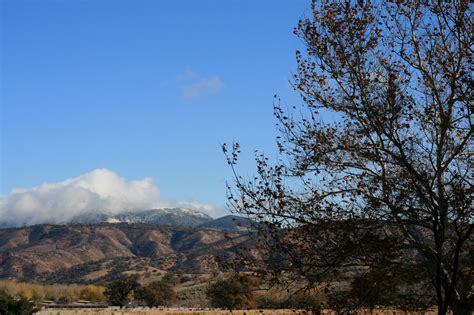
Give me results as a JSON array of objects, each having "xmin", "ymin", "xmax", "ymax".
[
  {"xmin": 70, "ymin": 208, "xmax": 214, "ymax": 227},
  {"xmin": 198, "ymin": 215, "xmax": 254, "ymax": 232},
  {"xmin": 0, "ymin": 208, "xmax": 214, "ymax": 229},
  {"xmin": 0, "ymin": 222, "xmax": 253, "ymax": 284}
]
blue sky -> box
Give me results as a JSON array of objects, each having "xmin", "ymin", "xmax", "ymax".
[{"xmin": 1, "ymin": 0, "xmax": 309, "ymax": 216}]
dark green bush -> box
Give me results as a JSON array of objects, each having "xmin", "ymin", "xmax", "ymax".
[
  {"xmin": 0, "ymin": 291, "xmax": 40, "ymax": 315},
  {"xmin": 206, "ymin": 274, "xmax": 257, "ymax": 310}
]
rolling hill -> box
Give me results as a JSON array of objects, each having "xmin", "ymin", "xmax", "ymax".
[{"xmin": 0, "ymin": 222, "xmax": 252, "ymax": 284}]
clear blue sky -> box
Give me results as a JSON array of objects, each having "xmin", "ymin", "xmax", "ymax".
[{"xmin": 1, "ymin": 0, "xmax": 309, "ymax": 214}]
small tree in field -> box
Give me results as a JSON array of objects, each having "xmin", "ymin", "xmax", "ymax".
[
  {"xmin": 224, "ymin": 0, "xmax": 472, "ymax": 313},
  {"xmin": 206, "ymin": 274, "xmax": 256, "ymax": 310},
  {"xmin": 136, "ymin": 281, "xmax": 176, "ymax": 307},
  {"xmin": 104, "ymin": 278, "xmax": 139, "ymax": 307}
]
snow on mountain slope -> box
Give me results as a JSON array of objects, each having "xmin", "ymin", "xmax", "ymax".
[{"xmin": 70, "ymin": 208, "xmax": 213, "ymax": 227}]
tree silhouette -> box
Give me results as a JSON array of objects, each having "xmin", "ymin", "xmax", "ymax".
[{"xmin": 224, "ymin": 1, "xmax": 472, "ymax": 313}]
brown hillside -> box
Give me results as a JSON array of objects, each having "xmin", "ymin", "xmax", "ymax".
[{"xmin": 0, "ymin": 223, "xmax": 250, "ymax": 283}]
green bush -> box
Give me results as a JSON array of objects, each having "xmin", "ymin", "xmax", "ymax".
[
  {"xmin": 0, "ymin": 291, "xmax": 40, "ymax": 315},
  {"xmin": 104, "ymin": 278, "xmax": 140, "ymax": 307}
]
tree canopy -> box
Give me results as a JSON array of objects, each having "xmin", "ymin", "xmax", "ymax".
[
  {"xmin": 206, "ymin": 274, "xmax": 257, "ymax": 310},
  {"xmin": 104, "ymin": 278, "xmax": 140, "ymax": 307},
  {"xmin": 224, "ymin": 0, "xmax": 472, "ymax": 313},
  {"xmin": 136, "ymin": 281, "xmax": 176, "ymax": 308}
]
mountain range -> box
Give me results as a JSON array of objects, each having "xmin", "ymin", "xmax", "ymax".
[
  {"xmin": 69, "ymin": 208, "xmax": 254, "ymax": 232},
  {"xmin": 0, "ymin": 209, "xmax": 255, "ymax": 284},
  {"xmin": 70, "ymin": 208, "xmax": 214, "ymax": 227}
]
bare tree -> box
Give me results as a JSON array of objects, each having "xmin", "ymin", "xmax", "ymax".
[{"xmin": 224, "ymin": 1, "xmax": 473, "ymax": 313}]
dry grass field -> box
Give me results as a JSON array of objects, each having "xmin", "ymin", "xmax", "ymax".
[
  {"xmin": 0, "ymin": 280, "xmax": 105, "ymax": 302},
  {"xmin": 35, "ymin": 308, "xmax": 441, "ymax": 315},
  {"xmin": 36, "ymin": 309, "xmax": 311, "ymax": 315}
]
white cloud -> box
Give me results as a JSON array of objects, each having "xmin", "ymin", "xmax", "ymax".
[
  {"xmin": 0, "ymin": 169, "xmax": 214, "ymax": 227},
  {"xmin": 177, "ymin": 66, "xmax": 197, "ymax": 81},
  {"xmin": 181, "ymin": 75, "xmax": 224, "ymax": 99}
]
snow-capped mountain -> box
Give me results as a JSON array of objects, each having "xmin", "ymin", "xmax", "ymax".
[{"xmin": 70, "ymin": 208, "xmax": 213, "ymax": 227}]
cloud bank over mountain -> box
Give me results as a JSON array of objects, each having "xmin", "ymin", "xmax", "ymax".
[{"xmin": 0, "ymin": 169, "xmax": 215, "ymax": 227}]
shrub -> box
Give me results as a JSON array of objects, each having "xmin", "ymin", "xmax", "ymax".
[
  {"xmin": 136, "ymin": 281, "xmax": 176, "ymax": 307},
  {"xmin": 206, "ymin": 274, "xmax": 256, "ymax": 310},
  {"xmin": 104, "ymin": 278, "xmax": 140, "ymax": 307},
  {"xmin": 0, "ymin": 291, "xmax": 40, "ymax": 315},
  {"xmin": 79, "ymin": 286, "xmax": 104, "ymax": 302},
  {"xmin": 162, "ymin": 272, "xmax": 180, "ymax": 286}
]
